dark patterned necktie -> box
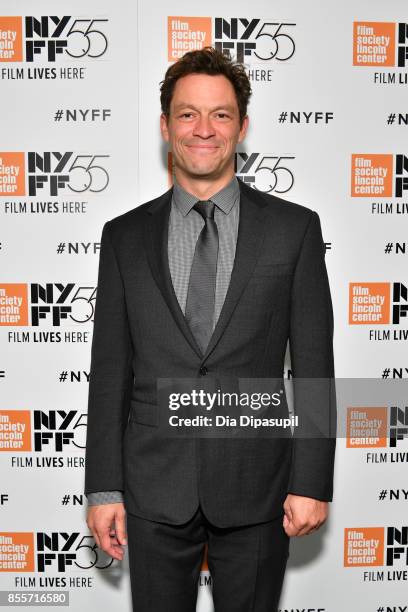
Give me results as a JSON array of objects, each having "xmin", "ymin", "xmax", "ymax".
[{"xmin": 185, "ymin": 200, "xmax": 219, "ymax": 354}]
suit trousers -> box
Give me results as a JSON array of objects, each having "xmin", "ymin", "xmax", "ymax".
[{"xmin": 126, "ymin": 504, "xmax": 290, "ymax": 611}]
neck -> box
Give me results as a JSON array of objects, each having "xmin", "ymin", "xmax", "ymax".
[{"xmin": 174, "ymin": 167, "xmax": 235, "ymax": 200}]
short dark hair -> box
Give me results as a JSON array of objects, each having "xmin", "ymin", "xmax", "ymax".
[{"xmin": 160, "ymin": 46, "xmax": 252, "ymax": 126}]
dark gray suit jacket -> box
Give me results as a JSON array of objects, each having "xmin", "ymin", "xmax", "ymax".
[{"xmin": 84, "ymin": 178, "xmax": 336, "ymax": 527}]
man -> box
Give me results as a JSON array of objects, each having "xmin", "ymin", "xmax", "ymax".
[{"xmin": 84, "ymin": 47, "xmax": 336, "ymax": 611}]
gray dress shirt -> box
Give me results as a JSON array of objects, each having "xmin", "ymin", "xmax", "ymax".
[{"xmin": 86, "ymin": 175, "xmax": 240, "ymax": 506}]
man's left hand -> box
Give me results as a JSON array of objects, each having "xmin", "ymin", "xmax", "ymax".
[{"xmin": 283, "ymin": 493, "xmax": 328, "ymax": 537}]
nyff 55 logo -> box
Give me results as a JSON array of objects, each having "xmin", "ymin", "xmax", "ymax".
[
  {"xmin": 235, "ymin": 152, "xmax": 294, "ymax": 194},
  {"xmin": 0, "ymin": 409, "xmax": 86, "ymax": 452},
  {"xmin": 0, "ymin": 531, "xmax": 114, "ymax": 572},
  {"xmin": 168, "ymin": 17, "xmax": 296, "ymax": 64},
  {"xmin": 0, "ymin": 16, "xmax": 109, "ymax": 62},
  {"xmin": 0, "ymin": 152, "xmax": 110, "ymax": 196},
  {"xmin": 0, "ymin": 284, "xmax": 96, "ymax": 326}
]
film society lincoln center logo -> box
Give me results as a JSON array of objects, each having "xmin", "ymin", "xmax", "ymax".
[
  {"xmin": 351, "ymin": 154, "xmax": 408, "ymax": 199},
  {"xmin": 344, "ymin": 526, "xmax": 408, "ymax": 575},
  {"xmin": 349, "ymin": 282, "xmax": 408, "ymax": 330},
  {"xmin": 346, "ymin": 406, "xmax": 408, "ymax": 449},
  {"xmin": 353, "ymin": 21, "xmax": 408, "ymax": 68},
  {"xmin": 167, "ymin": 16, "xmax": 296, "ymax": 64}
]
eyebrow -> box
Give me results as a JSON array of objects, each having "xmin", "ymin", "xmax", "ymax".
[{"xmin": 173, "ymin": 103, "xmax": 236, "ymax": 113}]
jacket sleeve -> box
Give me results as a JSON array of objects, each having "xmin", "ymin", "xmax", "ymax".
[
  {"xmin": 84, "ymin": 220, "xmax": 134, "ymax": 496},
  {"xmin": 287, "ymin": 210, "xmax": 337, "ymax": 501}
]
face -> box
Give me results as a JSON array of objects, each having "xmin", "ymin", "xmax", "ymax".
[{"xmin": 160, "ymin": 73, "xmax": 248, "ymax": 182}]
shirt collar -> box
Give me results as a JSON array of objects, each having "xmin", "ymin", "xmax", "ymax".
[{"xmin": 172, "ymin": 174, "xmax": 240, "ymax": 217}]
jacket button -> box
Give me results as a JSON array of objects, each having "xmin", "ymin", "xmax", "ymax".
[{"xmin": 199, "ymin": 366, "xmax": 208, "ymax": 375}]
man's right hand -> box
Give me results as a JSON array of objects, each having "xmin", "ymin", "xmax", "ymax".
[{"xmin": 86, "ymin": 503, "xmax": 127, "ymax": 561}]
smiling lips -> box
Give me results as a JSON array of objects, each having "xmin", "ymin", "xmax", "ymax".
[{"xmin": 186, "ymin": 144, "xmax": 220, "ymax": 152}]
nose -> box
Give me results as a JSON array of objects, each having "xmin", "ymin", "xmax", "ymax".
[{"xmin": 192, "ymin": 115, "xmax": 216, "ymax": 139}]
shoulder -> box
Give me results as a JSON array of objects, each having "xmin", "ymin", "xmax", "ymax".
[
  {"xmin": 239, "ymin": 178, "xmax": 319, "ymax": 230},
  {"xmin": 100, "ymin": 188, "xmax": 172, "ymax": 240}
]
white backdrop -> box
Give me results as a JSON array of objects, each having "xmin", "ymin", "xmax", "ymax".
[{"xmin": 1, "ymin": 1, "xmax": 408, "ymax": 611}]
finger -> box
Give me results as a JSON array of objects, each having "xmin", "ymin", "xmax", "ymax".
[
  {"xmin": 108, "ymin": 525, "xmax": 126, "ymax": 558},
  {"xmin": 115, "ymin": 512, "xmax": 128, "ymax": 546},
  {"xmin": 108, "ymin": 532, "xmax": 121, "ymax": 547},
  {"xmin": 107, "ymin": 527, "xmax": 126, "ymax": 553},
  {"xmin": 305, "ymin": 528, "xmax": 317, "ymax": 535},
  {"xmin": 107, "ymin": 526, "xmax": 125, "ymax": 554},
  {"xmin": 301, "ymin": 522, "xmax": 320, "ymax": 536},
  {"xmin": 283, "ymin": 506, "xmax": 293, "ymax": 532},
  {"xmin": 99, "ymin": 527, "xmax": 123, "ymax": 560},
  {"xmin": 294, "ymin": 521, "xmax": 314, "ymax": 537},
  {"xmin": 283, "ymin": 519, "xmax": 300, "ymax": 537},
  {"xmin": 109, "ymin": 528, "xmax": 119, "ymax": 541},
  {"xmin": 91, "ymin": 528, "xmax": 101, "ymax": 549},
  {"xmin": 109, "ymin": 540, "xmax": 125, "ymax": 559},
  {"xmin": 284, "ymin": 503, "xmax": 293, "ymax": 521}
]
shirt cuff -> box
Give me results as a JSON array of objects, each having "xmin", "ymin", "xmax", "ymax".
[{"xmin": 86, "ymin": 490, "xmax": 124, "ymax": 505}]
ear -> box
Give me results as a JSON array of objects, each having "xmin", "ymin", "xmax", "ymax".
[
  {"xmin": 160, "ymin": 113, "xmax": 170, "ymax": 143},
  {"xmin": 237, "ymin": 115, "xmax": 249, "ymax": 143}
]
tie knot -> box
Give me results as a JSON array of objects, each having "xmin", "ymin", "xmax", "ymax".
[{"xmin": 193, "ymin": 200, "xmax": 216, "ymax": 220}]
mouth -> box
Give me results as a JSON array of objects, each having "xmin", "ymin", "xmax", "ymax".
[{"xmin": 186, "ymin": 144, "xmax": 219, "ymax": 153}]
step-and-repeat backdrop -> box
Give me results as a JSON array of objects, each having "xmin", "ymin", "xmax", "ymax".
[{"xmin": 1, "ymin": 1, "xmax": 408, "ymax": 611}]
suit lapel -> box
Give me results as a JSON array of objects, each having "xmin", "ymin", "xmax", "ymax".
[{"xmin": 144, "ymin": 178, "xmax": 269, "ymax": 362}]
